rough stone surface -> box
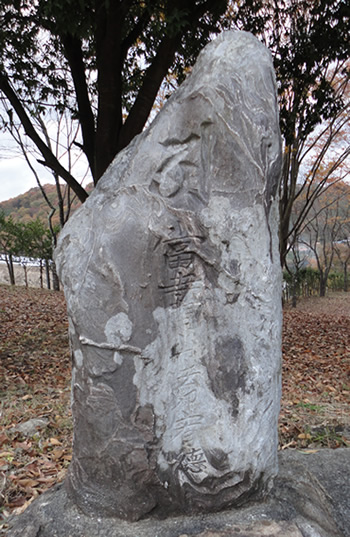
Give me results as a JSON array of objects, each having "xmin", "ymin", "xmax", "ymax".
[
  {"xmin": 6, "ymin": 449, "xmax": 350, "ymax": 537},
  {"xmin": 54, "ymin": 30, "xmax": 282, "ymax": 520}
]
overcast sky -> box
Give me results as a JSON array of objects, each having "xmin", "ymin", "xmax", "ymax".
[
  {"xmin": 0, "ymin": 154, "xmax": 55, "ymax": 202},
  {"xmin": 0, "ymin": 129, "xmax": 90, "ymax": 203},
  {"xmin": 0, "ymin": 126, "xmax": 55, "ymax": 203}
]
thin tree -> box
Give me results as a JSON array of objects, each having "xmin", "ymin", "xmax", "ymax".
[
  {"xmin": 0, "ymin": 98, "xmax": 90, "ymax": 289},
  {"xmin": 21, "ymin": 218, "xmax": 58, "ymax": 290},
  {"xmin": 335, "ymin": 238, "xmax": 350, "ymax": 292},
  {"xmin": 284, "ymin": 239, "xmax": 309, "ymax": 307},
  {"xmin": 0, "ymin": 212, "xmax": 21, "ymax": 284},
  {"xmin": 333, "ymin": 186, "xmax": 350, "ymax": 291},
  {"xmin": 0, "ymin": 99, "xmax": 89, "ymax": 231},
  {"xmin": 298, "ymin": 183, "xmax": 347, "ymax": 296},
  {"xmin": 228, "ymin": 0, "xmax": 350, "ymax": 266}
]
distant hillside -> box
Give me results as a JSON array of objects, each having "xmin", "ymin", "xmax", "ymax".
[{"xmin": 0, "ymin": 183, "xmax": 93, "ymax": 225}]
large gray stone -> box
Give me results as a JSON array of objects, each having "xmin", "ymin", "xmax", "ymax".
[{"xmin": 54, "ymin": 30, "xmax": 282, "ymax": 520}]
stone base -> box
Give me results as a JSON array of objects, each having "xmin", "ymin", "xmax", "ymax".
[{"xmin": 5, "ymin": 449, "xmax": 350, "ymax": 537}]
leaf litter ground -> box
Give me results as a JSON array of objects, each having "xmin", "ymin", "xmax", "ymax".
[
  {"xmin": 281, "ymin": 293, "xmax": 350, "ymax": 449},
  {"xmin": 0, "ymin": 285, "xmax": 349, "ymax": 527}
]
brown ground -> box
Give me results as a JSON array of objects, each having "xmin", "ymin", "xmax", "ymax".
[
  {"xmin": 0, "ymin": 284, "xmax": 349, "ymax": 527},
  {"xmin": 285, "ymin": 292, "xmax": 350, "ymax": 316},
  {"xmin": 281, "ymin": 292, "xmax": 350, "ymax": 449}
]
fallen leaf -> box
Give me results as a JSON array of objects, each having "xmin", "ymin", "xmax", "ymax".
[
  {"xmin": 36, "ymin": 476, "xmax": 57, "ymax": 484},
  {"xmin": 51, "ymin": 449, "xmax": 64, "ymax": 461},
  {"xmin": 0, "ymin": 451, "xmax": 13, "ymax": 458},
  {"xmin": 17, "ymin": 478, "xmax": 39, "ymax": 487},
  {"xmin": 297, "ymin": 433, "xmax": 312, "ymax": 440},
  {"xmin": 49, "ymin": 438, "xmax": 62, "ymax": 446}
]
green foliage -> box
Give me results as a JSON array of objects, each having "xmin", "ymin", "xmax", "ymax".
[
  {"xmin": 327, "ymin": 271, "xmax": 344, "ymax": 292},
  {"xmin": 0, "ymin": 211, "xmax": 29, "ymax": 258},
  {"xmin": 309, "ymin": 426, "xmax": 348, "ymax": 448},
  {"xmin": 283, "ymin": 267, "xmax": 345, "ymax": 301},
  {"xmin": 296, "ymin": 402, "xmax": 324, "ymax": 412},
  {"xmin": 283, "ymin": 267, "xmax": 320, "ymax": 299},
  {"xmin": 0, "ymin": 211, "xmax": 56, "ymax": 262},
  {"xmin": 20, "ymin": 219, "xmax": 57, "ymax": 261}
]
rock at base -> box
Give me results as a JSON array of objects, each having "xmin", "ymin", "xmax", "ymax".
[{"xmin": 6, "ymin": 449, "xmax": 350, "ymax": 537}]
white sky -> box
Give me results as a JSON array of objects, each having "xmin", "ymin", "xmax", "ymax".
[
  {"xmin": 0, "ymin": 154, "xmax": 54, "ymax": 202},
  {"xmin": 0, "ymin": 126, "xmax": 57, "ymax": 202},
  {"xmin": 0, "ymin": 127, "xmax": 90, "ymax": 203}
]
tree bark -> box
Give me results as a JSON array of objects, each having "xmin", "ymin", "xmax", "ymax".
[
  {"xmin": 62, "ymin": 34, "xmax": 96, "ymax": 179},
  {"xmin": 320, "ymin": 277, "xmax": 327, "ymax": 297},
  {"xmin": 94, "ymin": 0, "xmax": 123, "ymax": 180},
  {"xmin": 51, "ymin": 261, "xmax": 60, "ymax": 292},
  {"xmin": 5, "ymin": 254, "xmax": 15, "ymax": 285},
  {"xmin": 344, "ymin": 263, "xmax": 348, "ymax": 292},
  {"xmin": 45, "ymin": 260, "xmax": 51, "ymax": 290},
  {"xmin": 279, "ymin": 144, "xmax": 300, "ymax": 267},
  {"xmin": 23, "ymin": 264, "xmax": 28, "ymax": 289},
  {"xmin": 39, "ymin": 260, "xmax": 43, "ymax": 289},
  {"xmin": 291, "ymin": 274, "xmax": 298, "ymax": 307},
  {"xmin": 118, "ymin": 35, "xmax": 180, "ymax": 153}
]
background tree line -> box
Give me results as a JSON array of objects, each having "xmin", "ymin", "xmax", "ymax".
[
  {"xmin": 0, "ymin": 212, "xmax": 59, "ymax": 290},
  {"xmin": 0, "ymin": 183, "xmax": 89, "ymax": 224},
  {"xmin": 283, "ymin": 179, "xmax": 350, "ymax": 304}
]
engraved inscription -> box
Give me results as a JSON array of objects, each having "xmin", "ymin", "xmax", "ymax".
[
  {"xmin": 164, "ymin": 296, "xmax": 215, "ymax": 486},
  {"xmin": 160, "ymin": 236, "xmax": 203, "ymax": 306},
  {"xmin": 162, "ymin": 237, "xmax": 195, "ymax": 306}
]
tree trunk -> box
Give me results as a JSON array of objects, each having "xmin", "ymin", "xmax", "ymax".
[
  {"xmin": 344, "ymin": 263, "xmax": 348, "ymax": 292},
  {"xmin": 23, "ymin": 264, "xmax": 28, "ymax": 288},
  {"xmin": 279, "ymin": 146, "xmax": 299, "ymax": 268},
  {"xmin": 45, "ymin": 259, "xmax": 51, "ymax": 290},
  {"xmin": 39, "ymin": 260, "xmax": 43, "ymax": 288},
  {"xmin": 291, "ymin": 274, "xmax": 297, "ymax": 308},
  {"xmin": 51, "ymin": 261, "xmax": 60, "ymax": 291},
  {"xmin": 320, "ymin": 277, "xmax": 327, "ymax": 297},
  {"xmin": 5, "ymin": 254, "xmax": 15, "ymax": 285}
]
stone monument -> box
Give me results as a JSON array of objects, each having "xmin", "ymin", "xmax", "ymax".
[{"xmin": 54, "ymin": 30, "xmax": 282, "ymax": 521}]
